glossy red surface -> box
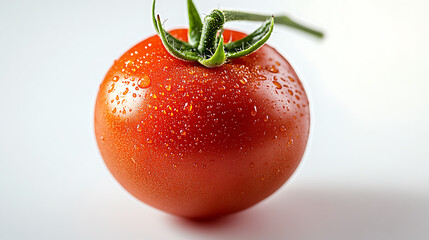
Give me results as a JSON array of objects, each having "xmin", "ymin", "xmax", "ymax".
[{"xmin": 94, "ymin": 29, "xmax": 310, "ymax": 218}]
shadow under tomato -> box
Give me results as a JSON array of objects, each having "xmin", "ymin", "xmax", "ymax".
[{"xmin": 169, "ymin": 185, "xmax": 429, "ymax": 240}]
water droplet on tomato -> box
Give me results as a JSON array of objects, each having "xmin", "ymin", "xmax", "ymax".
[
  {"xmin": 136, "ymin": 124, "xmax": 143, "ymax": 132},
  {"xmin": 122, "ymin": 87, "xmax": 129, "ymax": 95},
  {"xmin": 108, "ymin": 84, "xmax": 115, "ymax": 93},
  {"xmin": 257, "ymin": 75, "xmax": 267, "ymax": 81},
  {"xmin": 251, "ymin": 106, "xmax": 258, "ymax": 116},
  {"xmin": 264, "ymin": 115, "xmax": 269, "ymax": 122},
  {"xmin": 288, "ymin": 76, "xmax": 295, "ymax": 82},
  {"xmin": 273, "ymin": 81, "xmax": 282, "ymax": 89},
  {"xmin": 138, "ymin": 75, "xmax": 151, "ymax": 88},
  {"xmin": 165, "ymin": 84, "xmax": 172, "ymax": 91},
  {"xmin": 146, "ymin": 138, "xmax": 153, "ymax": 144},
  {"xmin": 112, "ymin": 76, "xmax": 119, "ymax": 82},
  {"xmin": 266, "ymin": 65, "xmax": 279, "ymax": 73},
  {"xmin": 250, "ymin": 162, "xmax": 255, "ymax": 168}
]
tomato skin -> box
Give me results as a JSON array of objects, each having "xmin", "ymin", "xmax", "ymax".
[{"xmin": 94, "ymin": 29, "xmax": 310, "ymax": 218}]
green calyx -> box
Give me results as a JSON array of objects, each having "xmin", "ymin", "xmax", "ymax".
[{"xmin": 152, "ymin": 0, "xmax": 323, "ymax": 68}]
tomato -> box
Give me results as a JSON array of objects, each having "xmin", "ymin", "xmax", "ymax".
[{"xmin": 94, "ymin": 29, "xmax": 310, "ymax": 218}]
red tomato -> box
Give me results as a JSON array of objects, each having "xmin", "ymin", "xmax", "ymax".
[{"xmin": 94, "ymin": 29, "xmax": 310, "ymax": 219}]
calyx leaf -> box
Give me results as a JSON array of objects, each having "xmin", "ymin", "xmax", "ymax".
[{"xmin": 152, "ymin": 0, "xmax": 323, "ymax": 67}]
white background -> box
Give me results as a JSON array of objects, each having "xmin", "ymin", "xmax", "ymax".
[{"xmin": 1, "ymin": 0, "xmax": 428, "ymax": 239}]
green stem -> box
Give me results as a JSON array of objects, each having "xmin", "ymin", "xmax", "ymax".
[
  {"xmin": 222, "ymin": 10, "xmax": 324, "ymax": 38},
  {"xmin": 196, "ymin": 9, "xmax": 323, "ymax": 56},
  {"xmin": 152, "ymin": 0, "xmax": 324, "ymax": 67},
  {"xmin": 197, "ymin": 10, "xmax": 225, "ymax": 57}
]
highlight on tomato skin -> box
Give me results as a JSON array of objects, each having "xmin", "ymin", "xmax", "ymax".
[{"xmin": 94, "ymin": 29, "xmax": 310, "ymax": 219}]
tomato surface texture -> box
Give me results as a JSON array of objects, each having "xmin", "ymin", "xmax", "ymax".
[{"xmin": 94, "ymin": 29, "xmax": 310, "ymax": 218}]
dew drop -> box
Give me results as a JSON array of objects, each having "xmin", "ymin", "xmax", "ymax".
[
  {"xmin": 257, "ymin": 75, "xmax": 267, "ymax": 81},
  {"xmin": 267, "ymin": 65, "xmax": 279, "ymax": 73},
  {"xmin": 273, "ymin": 81, "xmax": 282, "ymax": 89},
  {"xmin": 251, "ymin": 105, "xmax": 258, "ymax": 116},
  {"xmin": 239, "ymin": 78, "xmax": 248, "ymax": 85},
  {"xmin": 264, "ymin": 115, "xmax": 269, "ymax": 122},
  {"xmin": 165, "ymin": 84, "xmax": 172, "ymax": 91},
  {"xmin": 122, "ymin": 88, "xmax": 129, "ymax": 95},
  {"xmin": 250, "ymin": 162, "xmax": 255, "ymax": 168},
  {"xmin": 112, "ymin": 76, "xmax": 119, "ymax": 82},
  {"xmin": 288, "ymin": 76, "xmax": 295, "ymax": 82},
  {"xmin": 138, "ymin": 75, "xmax": 151, "ymax": 88},
  {"xmin": 108, "ymin": 84, "xmax": 115, "ymax": 93},
  {"xmin": 136, "ymin": 124, "xmax": 143, "ymax": 132},
  {"xmin": 146, "ymin": 138, "xmax": 153, "ymax": 144}
]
